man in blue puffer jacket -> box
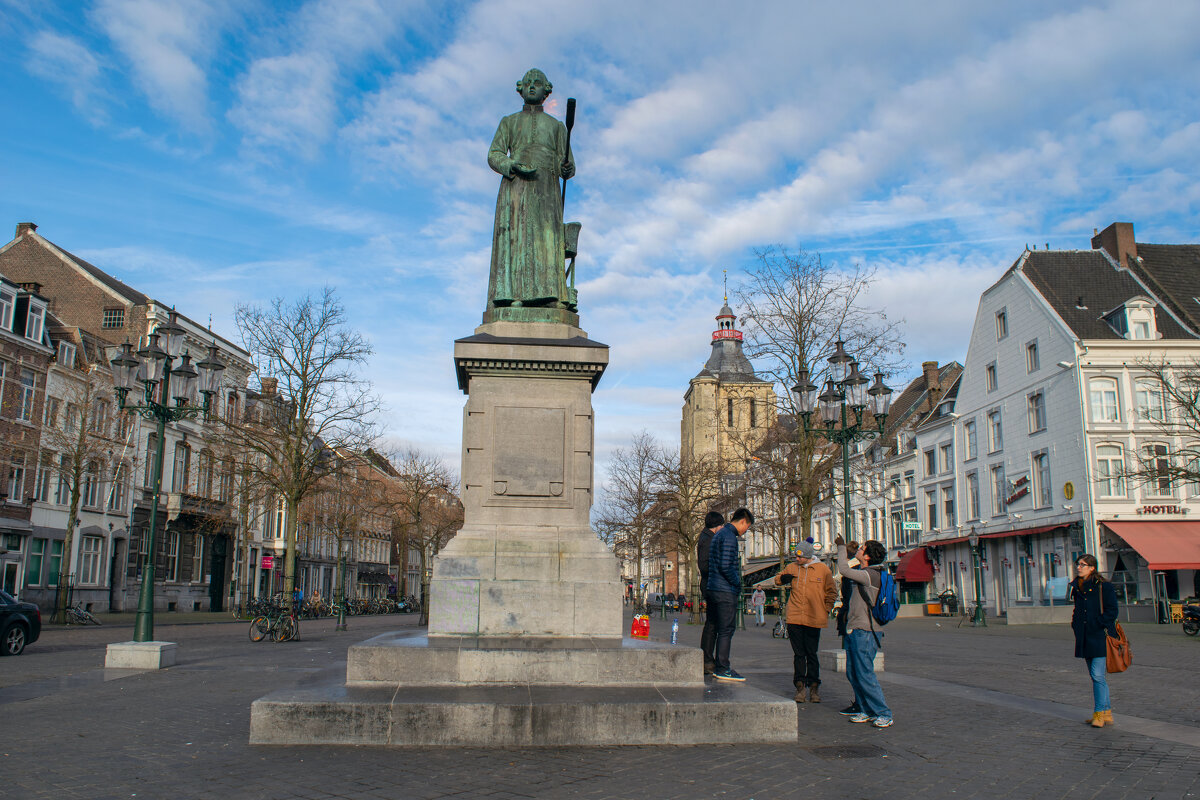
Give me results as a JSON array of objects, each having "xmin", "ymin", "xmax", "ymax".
[{"xmin": 707, "ymin": 508, "xmax": 754, "ymax": 682}]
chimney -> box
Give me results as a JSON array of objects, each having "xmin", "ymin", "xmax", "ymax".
[
  {"xmin": 260, "ymin": 377, "xmax": 278, "ymax": 397},
  {"xmin": 15, "ymin": 222, "xmax": 37, "ymax": 238},
  {"xmin": 922, "ymin": 361, "xmax": 941, "ymax": 407},
  {"xmin": 1092, "ymin": 222, "xmax": 1137, "ymax": 267}
]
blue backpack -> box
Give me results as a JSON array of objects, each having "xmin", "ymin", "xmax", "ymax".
[{"xmin": 857, "ymin": 569, "xmax": 900, "ymax": 627}]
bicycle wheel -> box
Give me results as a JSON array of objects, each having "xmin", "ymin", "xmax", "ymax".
[
  {"xmin": 273, "ymin": 615, "xmax": 296, "ymax": 642},
  {"xmin": 249, "ymin": 616, "xmax": 270, "ymax": 642},
  {"xmin": 84, "ymin": 611, "xmax": 101, "ymax": 626}
]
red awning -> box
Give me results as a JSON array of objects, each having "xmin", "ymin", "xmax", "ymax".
[
  {"xmin": 1102, "ymin": 521, "xmax": 1200, "ymax": 570},
  {"xmin": 931, "ymin": 523, "xmax": 1070, "ymax": 546},
  {"xmin": 895, "ymin": 548, "xmax": 934, "ymax": 582}
]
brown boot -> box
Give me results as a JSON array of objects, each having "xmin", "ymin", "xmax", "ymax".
[
  {"xmin": 808, "ymin": 685, "xmax": 821, "ymax": 703},
  {"xmin": 1090, "ymin": 712, "xmax": 1105, "ymax": 728},
  {"xmin": 1102, "ymin": 710, "xmax": 1113, "ymax": 725},
  {"xmin": 794, "ymin": 683, "xmax": 806, "ymax": 703}
]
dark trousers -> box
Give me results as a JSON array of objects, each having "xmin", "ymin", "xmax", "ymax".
[
  {"xmin": 787, "ymin": 623, "xmax": 823, "ymax": 687},
  {"xmin": 700, "ymin": 593, "xmax": 717, "ymax": 668},
  {"xmin": 708, "ymin": 591, "xmax": 738, "ymax": 671}
]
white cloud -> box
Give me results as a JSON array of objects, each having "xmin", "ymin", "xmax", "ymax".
[
  {"xmin": 26, "ymin": 31, "xmax": 106, "ymax": 121},
  {"xmin": 228, "ymin": 53, "xmax": 337, "ymax": 159}
]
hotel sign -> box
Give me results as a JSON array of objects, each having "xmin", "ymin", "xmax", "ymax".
[{"xmin": 1136, "ymin": 505, "xmax": 1191, "ymax": 515}]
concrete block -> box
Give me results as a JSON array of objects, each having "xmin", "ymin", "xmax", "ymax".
[
  {"xmin": 105, "ymin": 641, "xmax": 177, "ymax": 670},
  {"xmin": 1004, "ymin": 605, "xmax": 1073, "ymax": 625},
  {"xmin": 819, "ymin": 648, "xmax": 884, "ymax": 673}
]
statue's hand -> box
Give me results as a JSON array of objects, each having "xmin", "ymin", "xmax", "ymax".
[
  {"xmin": 511, "ymin": 162, "xmax": 536, "ymax": 178},
  {"xmin": 561, "ymin": 160, "xmax": 575, "ymax": 179}
]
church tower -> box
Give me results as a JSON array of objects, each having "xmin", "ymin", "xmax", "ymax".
[{"xmin": 681, "ymin": 299, "xmax": 776, "ymax": 471}]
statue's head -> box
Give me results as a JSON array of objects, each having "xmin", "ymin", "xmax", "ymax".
[{"xmin": 516, "ymin": 68, "xmax": 552, "ymax": 105}]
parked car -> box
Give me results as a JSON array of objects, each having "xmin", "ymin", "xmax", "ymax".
[{"xmin": 0, "ymin": 589, "xmax": 41, "ymax": 656}]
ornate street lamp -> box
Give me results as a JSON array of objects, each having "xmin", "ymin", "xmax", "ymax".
[
  {"xmin": 791, "ymin": 341, "xmax": 893, "ymax": 550},
  {"xmin": 968, "ymin": 526, "xmax": 987, "ymax": 627},
  {"xmin": 111, "ymin": 311, "xmax": 226, "ymax": 642}
]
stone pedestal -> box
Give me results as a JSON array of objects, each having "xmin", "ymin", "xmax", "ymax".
[
  {"xmin": 819, "ymin": 648, "xmax": 884, "ymax": 673},
  {"xmin": 105, "ymin": 641, "xmax": 177, "ymax": 670}
]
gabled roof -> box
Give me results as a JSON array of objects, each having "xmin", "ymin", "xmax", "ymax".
[
  {"xmin": 1018, "ymin": 249, "xmax": 1195, "ymax": 340},
  {"xmin": 0, "ymin": 232, "xmax": 149, "ymax": 305},
  {"xmin": 877, "ymin": 362, "xmax": 963, "ymax": 458},
  {"xmin": 1125, "ymin": 243, "xmax": 1200, "ymax": 334}
]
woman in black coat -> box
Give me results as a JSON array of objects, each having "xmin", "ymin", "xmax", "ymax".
[{"xmin": 1069, "ymin": 554, "xmax": 1118, "ymax": 728}]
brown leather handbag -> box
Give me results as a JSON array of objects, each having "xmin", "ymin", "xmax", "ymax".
[{"xmin": 1100, "ymin": 588, "xmax": 1132, "ymax": 673}]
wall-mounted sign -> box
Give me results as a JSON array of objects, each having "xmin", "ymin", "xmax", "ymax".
[
  {"xmin": 1136, "ymin": 505, "xmax": 1191, "ymax": 516},
  {"xmin": 260, "ymin": 555, "xmax": 274, "ymax": 569},
  {"xmin": 1006, "ymin": 486, "xmax": 1030, "ymax": 506},
  {"xmin": 1063, "ymin": 482, "xmax": 1075, "ymax": 500},
  {"xmin": 901, "ymin": 521, "xmax": 921, "ymax": 531}
]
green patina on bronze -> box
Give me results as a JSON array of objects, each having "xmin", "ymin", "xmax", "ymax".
[{"xmin": 484, "ymin": 68, "xmax": 581, "ymax": 326}]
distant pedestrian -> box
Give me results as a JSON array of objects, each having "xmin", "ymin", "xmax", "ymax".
[
  {"xmin": 775, "ymin": 540, "xmax": 838, "ymax": 702},
  {"xmin": 750, "ymin": 588, "xmax": 766, "ymax": 626},
  {"xmin": 1069, "ymin": 554, "xmax": 1118, "ymax": 728},
  {"xmin": 697, "ymin": 511, "xmax": 724, "ymax": 674},
  {"xmin": 708, "ymin": 508, "xmax": 754, "ymax": 682},
  {"xmin": 836, "ymin": 536, "xmax": 893, "ymax": 728}
]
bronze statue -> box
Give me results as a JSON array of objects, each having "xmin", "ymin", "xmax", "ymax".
[{"xmin": 486, "ymin": 69, "xmax": 577, "ymax": 320}]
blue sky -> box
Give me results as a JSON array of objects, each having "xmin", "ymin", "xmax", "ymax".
[{"xmin": 2, "ymin": 0, "xmax": 1199, "ymax": 478}]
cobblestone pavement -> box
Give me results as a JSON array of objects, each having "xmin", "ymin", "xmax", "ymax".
[{"xmin": 1, "ymin": 609, "xmax": 1197, "ymax": 800}]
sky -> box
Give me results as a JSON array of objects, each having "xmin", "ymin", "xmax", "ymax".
[{"xmin": 2, "ymin": 0, "xmax": 1199, "ymax": 483}]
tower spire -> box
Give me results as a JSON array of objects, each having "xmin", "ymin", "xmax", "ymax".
[{"xmin": 723, "ymin": 269, "xmax": 728, "ymax": 304}]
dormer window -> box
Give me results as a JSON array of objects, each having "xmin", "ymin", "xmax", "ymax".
[
  {"xmin": 1104, "ymin": 298, "xmax": 1158, "ymax": 340},
  {"xmin": 57, "ymin": 341, "xmax": 76, "ymax": 368},
  {"xmin": 0, "ymin": 288, "xmax": 13, "ymax": 332},
  {"xmin": 24, "ymin": 302, "xmax": 44, "ymax": 342}
]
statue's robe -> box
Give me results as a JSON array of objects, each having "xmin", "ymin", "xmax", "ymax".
[{"xmin": 487, "ymin": 105, "xmax": 574, "ymax": 308}]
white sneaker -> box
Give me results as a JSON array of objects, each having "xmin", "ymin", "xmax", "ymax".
[
  {"xmin": 849, "ymin": 713, "xmax": 874, "ymax": 723},
  {"xmin": 872, "ymin": 717, "xmax": 894, "ymax": 728}
]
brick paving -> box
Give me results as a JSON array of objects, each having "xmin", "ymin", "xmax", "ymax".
[{"xmin": 1, "ymin": 610, "xmax": 1197, "ymax": 799}]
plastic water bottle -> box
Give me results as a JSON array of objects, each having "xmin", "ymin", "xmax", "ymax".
[{"xmin": 670, "ymin": 618, "xmax": 679, "ymax": 645}]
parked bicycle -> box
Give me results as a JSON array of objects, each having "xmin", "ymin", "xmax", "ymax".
[
  {"xmin": 248, "ymin": 609, "xmax": 299, "ymax": 643},
  {"xmin": 66, "ymin": 603, "xmax": 101, "ymax": 626}
]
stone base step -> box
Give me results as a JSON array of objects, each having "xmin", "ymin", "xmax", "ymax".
[
  {"xmin": 818, "ymin": 648, "xmax": 884, "ymax": 673},
  {"xmin": 250, "ymin": 681, "xmax": 796, "ymax": 747}
]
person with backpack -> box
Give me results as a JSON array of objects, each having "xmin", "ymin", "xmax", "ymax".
[{"xmin": 835, "ymin": 536, "xmax": 895, "ymax": 728}]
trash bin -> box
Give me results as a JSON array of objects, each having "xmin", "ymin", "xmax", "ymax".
[{"xmin": 925, "ymin": 601, "xmax": 942, "ymax": 616}]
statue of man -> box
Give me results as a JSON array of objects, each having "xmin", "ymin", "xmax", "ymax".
[{"xmin": 486, "ymin": 68, "xmax": 575, "ymax": 312}]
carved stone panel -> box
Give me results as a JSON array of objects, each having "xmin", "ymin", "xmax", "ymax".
[{"xmin": 492, "ymin": 407, "xmax": 566, "ymax": 497}]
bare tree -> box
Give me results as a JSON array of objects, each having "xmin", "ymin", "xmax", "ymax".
[
  {"xmin": 653, "ymin": 447, "xmax": 725, "ymax": 621},
  {"xmin": 223, "ymin": 289, "xmax": 380, "ymax": 611},
  {"xmin": 594, "ymin": 431, "xmax": 666, "ymax": 606},
  {"xmin": 733, "ymin": 247, "xmax": 906, "ymax": 542},
  {"xmin": 379, "ymin": 448, "xmax": 461, "ymax": 625},
  {"xmin": 1120, "ymin": 358, "xmax": 1200, "ymax": 490}
]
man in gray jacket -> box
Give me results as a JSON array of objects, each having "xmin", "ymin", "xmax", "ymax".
[{"xmin": 835, "ymin": 536, "xmax": 893, "ymax": 728}]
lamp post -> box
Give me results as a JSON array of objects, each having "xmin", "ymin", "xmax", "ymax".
[
  {"xmin": 791, "ymin": 340, "xmax": 894, "ymax": 547},
  {"xmin": 968, "ymin": 527, "xmax": 987, "ymax": 627},
  {"xmin": 110, "ymin": 312, "xmax": 225, "ymax": 642}
]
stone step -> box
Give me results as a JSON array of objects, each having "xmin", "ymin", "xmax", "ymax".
[
  {"xmin": 250, "ymin": 681, "xmax": 797, "ymax": 747},
  {"xmin": 347, "ymin": 632, "xmax": 702, "ymax": 687}
]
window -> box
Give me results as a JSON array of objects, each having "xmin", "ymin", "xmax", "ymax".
[
  {"xmin": 79, "ymin": 536, "xmax": 102, "ymax": 585},
  {"xmin": 192, "ymin": 535, "xmax": 205, "ymax": 584},
  {"xmin": 117, "ymin": 408, "xmax": 134, "ymax": 440},
  {"xmin": 54, "ymin": 453, "xmax": 70, "ymax": 505},
  {"xmin": 1096, "ymin": 445, "xmax": 1126, "ymax": 498},
  {"xmin": 43, "ymin": 396, "xmax": 60, "ymax": 428},
  {"xmin": 225, "ymin": 392, "xmax": 238, "ymax": 423},
  {"xmin": 275, "ymin": 498, "xmax": 286, "ymax": 540},
  {"xmin": 987, "ymin": 410, "xmax": 1003, "ymax": 452},
  {"xmin": 34, "ymin": 452, "xmax": 52, "ymax": 503},
  {"xmin": 171, "ymin": 442, "xmax": 190, "ymax": 493},
  {"xmin": 996, "ymin": 309, "xmax": 1008, "ymax": 340},
  {"xmin": 991, "ymin": 464, "xmax": 1007, "ymax": 515},
  {"xmin": 47, "ymin": 540, "xmax": 63, "ymax": 586},
  {"xmin": 1026, "ymin": 340, "xmax": 1040, "ymax": 373},
  {"xmin": 0, "ymin": 288, "xmax": 13, "ymax": 331},
  {"xmin": 64, "ymin": 403, "xmax": 79, "ymax": 434},
  {"xmin": 967, "ymin": 472, "xmax": 980, "ymax": 520},
  {"xmin": 166, "ymin": 532, "xmax": 180, "ymax": 582},
  {"xmin": 986, "ymin": 363, "xmax": 997, "ymax": 392},
  {"xmin": 197, "ymin": 450, "xmax": 213, "ymax": 498},
  {"xmin": 749, "ymin": 398, "xmax": 757, "ymax": 428},
  {"xmin": 1032, "ymin": 452, "xmax": 1052, "ymax": 508},
  {"xmin": 924, "ymin": 449, "xmax": 936, "ymax": 476},
  {"xmin": 26, "ymin": 539, "xmax": 44, "ymax": 586},
  {"xmin": 726, "ymin": 398, "xmax": 734, "ymax": 426},
  {"xmin": 1132, "ymin": 320, "xmax": 1151, "ymax": 340},
  {"xmin": 108, "ymin": 462, "xmax": 128, "ymax": 512},
  {"xmin": 940, "ymin": 443, "xmax": 953, "ymax": 473},
  {"xmin": 7, "ymin": 452, "xmax": 25, "ymax": 501},
  {"xmin": 89, "ymin": 398, "xmax": 109, "ymax": 436},
  {"xmin": 942, "ymin": 486, "xmax": 956, "ymax": 528},
  {"xmin": 964, "ymin": 420, "xmax": 977, "ymax": 460},
  {"xmin": 1016, "ymin": 556, "xmax": 1033, "ymax": 601},
  {"xmin": 57, "ymin": 341, "xmax": 75, "ymax": 367},
  {"xmin": 926, "ymin": 489, "xmax": 937, "ymax": 529},
  {"xmin": 1089, "ymin": 378, "xmax": 1119, "ymax": 422},
  {"xmin": 102, "ymin": 308, "xmax": 125, "ymax": 329},
  {"xmin": 144, "ymin": 434, "xmax": 158, "ymax": 488},
  {"xmin": 1027, "ymin": 391, "xmax": 1047, "ymax": 433},
  {"xmin": 904, "ymin": 472, "xmax": 915, "ymax": 499},
  {"xmin": 1143, "ymin": 443, "xmax": 1172, "ymax": 497},
  {"xmin": 16, "ymin": 369, "xmax": 34, "ymax": 422},
  {"xmin": 82, "ymin": 461, "xmax": 101, "ymax": 507},
  {"xmin": 1135, "ymin": 380, "xmax": 1165, "ymax": 422},
  {"xmin": 24, "ymin": 302, "xmax": 44, "ymax": 341},
  {"xmin": 218, "ymin": 459, "xmax": 233, "ymax": 503}
]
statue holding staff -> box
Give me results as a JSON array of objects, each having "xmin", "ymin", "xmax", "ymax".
[{"xmin": 486, "ymin": 68, "xmax": 576, "ymax": 316}]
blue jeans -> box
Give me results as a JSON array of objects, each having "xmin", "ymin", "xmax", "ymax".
[
  {"xmin": 708, "ymin": 592, "xmax": 738, "ymax": 671},
  {"xmin": 844, "ymin": 630, "xmax": 891, "ymax": 719},
  {"xmin": 1087, "ymin": 657, "xmax": 1110, "ymax": 712},
  {"xmin": 755, "ymin": 606, "xmax": 764, "ymax": 625}
]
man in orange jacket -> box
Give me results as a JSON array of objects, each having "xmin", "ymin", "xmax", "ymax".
[{"xmin": 775, "ymin": 540, "xmax": 838, "ymax": 703}]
